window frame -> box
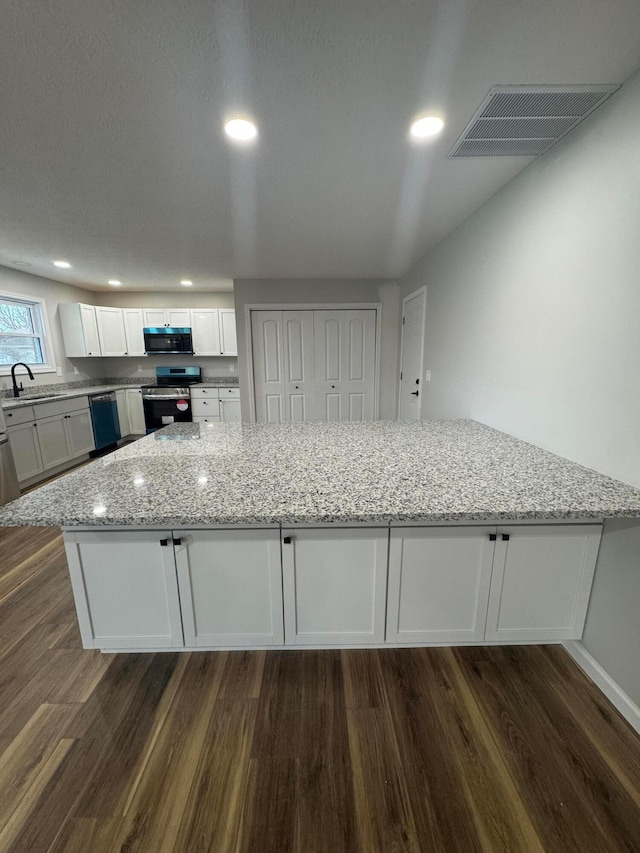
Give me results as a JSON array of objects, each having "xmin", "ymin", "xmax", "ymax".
[{"xmin": 0, "ymin": 290, "xmax": 57, "ymax": 375}]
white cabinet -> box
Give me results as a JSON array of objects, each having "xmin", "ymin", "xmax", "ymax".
[
  {"xmin": 143, "ymin": 308, "xmax": 191, "ymax": 328},
  {"xmin": 7, "ymin": 421, "xmax": 44, "ymax": 481},
  {"xmin": 64, "ymin": 531, "xmax": 184, "ymax": 649},
  {"xmin": 95, "ymin": 306, "xmax": 127, "ymax": 357},
  {"xmin": 175, "ymin": 530, "xmax": 283, "ymax": 646},
  {"xmin": 115, "ymin": 390, "xmax": 130, "ymax": 438},
  {"xmin": 122, "ymin": 309, "xmax": 146, "ymax": 356},
  {"xmin": 7, "ymin": 396, "xmax": 95, "ymax": 482},
  {"xmin": 191, "ymin": 309, "xmax": 221, "ymax": 356},
  {"xmin": 190, "ymin": 308, "xmax": 237, "ymax": 356},
  {"xmin": 386, "ymin": 527, "xmax": 495, "ymax": 644},
  {"xmin": 59, "ymin": 303, "xmax": 102, "ymax": 357},
  {"xmin": 281, "ymin": 528, "xmax": 388, "ymax": 645},
  {"xmin": 219, "ymin": 398, "xmax": 241, "ymax": 422},
  {"xmin": 220, "ymin": 309, "xmax": 238, "ymax": 355},
  {"xmin": 36, "ymin": 414, "xmax": 71, "ymax": 469},
  {"xmin": 191, "ymin": 387, "xmax": 240, "ymax": 423},
  {"xmin": 125, "ymin": 388, "xmax": 146, "ymax": 435},
  {"xmin": 485, "ymin": 525, "xmax": 602, "ymax": 642}
]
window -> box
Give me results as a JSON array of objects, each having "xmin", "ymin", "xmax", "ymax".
[{"xmin": 0, "ymin": 292, "xmax": 54, "ymax": 372}]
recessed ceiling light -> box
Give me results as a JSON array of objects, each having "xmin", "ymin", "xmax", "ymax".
[
  {"xmin": 409, "ymin": 115, "xmax": 445, "ymax": 140},
  {"xmin": 108, "ymin": 279, "xmax": 122, "ymax": 286},
  {"xmin": 224, "ymin": 118, "xmax": 258, "ymax": 141},
  {"xmin": 53, "ymin": 259, "xmax": 71, "ymax": 269},
  {"xmin": 181, "ymin": 280, "xmax": 193, "ymax": 287}
]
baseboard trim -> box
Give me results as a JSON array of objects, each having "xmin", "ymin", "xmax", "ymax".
[{"xmin": 563, "ymin": 640, "xmax": 640, "ymax": 735}]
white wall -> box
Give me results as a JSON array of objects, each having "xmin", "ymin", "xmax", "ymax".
[
  {"xmin": 0, "ymin": 267, "xmax": 105, "ymax": 392},
  {"xmin": 399, "ymin": 70, "xmax": 640, "ymax": 489},
  {"xmin": 234, "ymin": 278, "xmax": 399, "ymax": 420}
]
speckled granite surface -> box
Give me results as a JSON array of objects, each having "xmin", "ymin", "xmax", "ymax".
[{"xmin": 1, "ymin": 420, "xmax": 640, "ymax": 528}]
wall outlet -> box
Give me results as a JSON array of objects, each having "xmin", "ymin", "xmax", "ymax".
[
  {"xmin": 425, "ymin": 369, "xmax": 431, "ymax": 381},
  {"xmin": 137, "ymin": 364, "xmax": 143, "ymax": 372},
  {"xmin": 229, "ymin": 364, "xmax": 235, "ymax": 372},
  {"xmin": 56, "ymin": 366, "xmax": 63, "ymax": 376}
]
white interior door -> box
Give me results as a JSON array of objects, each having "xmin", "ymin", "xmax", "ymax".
[
  {"xmin": 398, "ymin": 287, "xmax": 426, "ymax": 420},
  {"xmin": 283, "ymin": 311, "xmax": 315, "ymax": 421},
  {"xmin": 314, "ymin": 310, "xmax": 376, "ymax": 421}
]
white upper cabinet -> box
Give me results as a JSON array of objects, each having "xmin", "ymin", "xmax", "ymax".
[
  {"xmin": 191, "ymin": 309, "xmax": 221, "ymax": 356},
  {"xmin": 220, "ymin": 309, "xmax": 238, "ymax": 355},
  {"xmin": 95, "ymin": 307, "xmax": 127, "ymax": 357},
  {"xmin": 191, "ymin": 308, "xmax": 237, "ymax": 356},
  {"xmin": 59, "ymin": 303, "xmax": 102, "ymax": 357},
  {"xmin": 143, "ymin": 308, "xmax": 191, "ymax": 328},
  {"xmin": 122, "ymin": 309, "xmax": 146, "ymax": 356}
]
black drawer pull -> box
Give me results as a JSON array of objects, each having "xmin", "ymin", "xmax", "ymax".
[
  {"xmin": 283, "ymin": 536, "xmax": 292, "ymax": 544},
  {"xmin": 489, "ymin": 533, "xmax": 497, "ymax": 541},
  {"xmin": 502, "ymin": 533, "xmax": 510, "ymax": 542},
  {"xmin": 173, "ymin": 537, "xmax": 182, "ymax": 546},
  {"xmin": 159, "ymin": 539, "xmax": 169, "ymax": 547}
]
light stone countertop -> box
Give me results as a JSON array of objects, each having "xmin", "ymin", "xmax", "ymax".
[
  {"xmin": 2, "ymin": 377, "xmax": 239, "ymax": 410},
  {"xmin": 1, "ymin": 420, "xmax": 640, "ymax": 528}
]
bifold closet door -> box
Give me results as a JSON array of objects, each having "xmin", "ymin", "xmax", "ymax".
[
  {"xmin": 252, "ymin": 310, "xmax": 316, "ymax": 422},
  {"xmin": 314, "ymin": 310, "xmax": 376, "ymax": 421}
]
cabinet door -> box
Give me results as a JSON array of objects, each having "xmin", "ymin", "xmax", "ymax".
[
  {"xmin": 252, "ymin": 311, "xmax": 285, "ymax": 422},
  {"xmin": 485, "ymin": 525, "xmax": 602, "ymax": 642},
  {"xmin": 283, "ymin": 311, "xmax": 315, "ymax": 421},
  {"xmin": 175, "ymin": 530, "xmax": 283, "ymax": 646},
  {"xmin": 64, "ymin": 409, "xmax": 95, "ymax": 457},
  {"xmin": 282, "ymin": 528, "xmax": 388, "ymax": 645},
  {"xmin": 36, "ymin": 414, "xmax": 71, "ymax": 469},
  {"xmin": 191, "ymin": 397, "xmax": 220, "ymax": 418},
  {"xmin": 123, "ymin": 309, "xmax": 146, "ymax": 356},
  {"xmin": 191, "ymin": 309, "xmax": 221, "ymax": 356},
  {"xmin": 96, "ymin": 307, "xmax": 127, "ymax": 356},
  {"xmin": 314, "ymin": 310, "xmax": 376, "ymax": 421},
  {"xmin": 387, "ymin": 527, "xmax": 495, "ymax": 644},
  {"xmin": 125, "ymin": 389, "xmax": 146, "ymax": 434},
  {"xmin": 220, "ymin": 309, "xmax": 238, "ymax": 355},
  {"xmin": 8, "ymin": 423, "xmax": 44, "ymax": 481},
  {"xmin": 168, "ymin": 309, "xmax": 191, "ymax": 327},
  {"xmin": 143, "ymin": 309, "xmax": 167, "ymax": 327},
  {"xmin": 219, "ymin": 399, "xmax": 241, "ymax": 422},
  {"xmin": 80, "ymin": 304, "xmax": 101, "ymax": 356},
  {"xmin": 115, "ymin": 390, "xmax": 130, "ymax": 438},
  {"xmin": 64, "ymin": 531, "xmax": 184, "ymax": 650}
]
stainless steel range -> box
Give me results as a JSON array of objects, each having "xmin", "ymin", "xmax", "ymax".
[{"xmin": 141, "ymin": 366, "xmax": 202, "ymax": 433}]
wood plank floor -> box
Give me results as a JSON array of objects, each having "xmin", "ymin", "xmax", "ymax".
[{"xmin": 1, "ymin": 526, "xmax": 640, "ymax": 852}]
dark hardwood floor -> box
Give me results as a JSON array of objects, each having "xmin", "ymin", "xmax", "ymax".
[{"xmin": 1, "ymin": 525, "xmax": 640, "ymax": 852}]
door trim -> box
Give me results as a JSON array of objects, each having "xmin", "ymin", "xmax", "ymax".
[
  {"xmin": 246, "ymin": 302, "xmax": 382, "ymax": 422},
  {"xmin": 397, "ymin": 286, "xmax": 426, "ymax": 421}
]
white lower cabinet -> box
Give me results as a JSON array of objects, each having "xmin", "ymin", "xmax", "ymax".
[
  {"xmin": 386, "ymin": 527, "xmax": 495, "ymax": 644},
  {"xmin": 126, "ymin": 388, "xmax": 146, "ymax": 435},
  {"xmin": 485, "ymin": 524, "xmax": 602, "ymax": 642},
  {"xmin": 281, "ymin": 527, "xmax": 388, "ymax": 645},
  {"xmin": 37, "ymin": 414, "xmax": 71, "ymax": 469},
  {"xmin": 175, "ymin": 530, "xmax": 283, "ymax": 646},
  {"xmin": 64, "ymin": 531, "xmax": 184, "ymax": 649},
  {"xmin": 8, "ymin": 421, "xmax": 44, "ymax": 481},
  {"xmin": 115, "ymin": 390, "xmax": 130, "ymax": 438},
  {"xmin": 65, "ymin": 409, "xmax": 95, "ymax": 456}
]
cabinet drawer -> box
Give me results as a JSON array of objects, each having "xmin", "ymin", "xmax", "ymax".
[
  {"xmin": 191, "ymin": 399, "xmax": 220, "ymax": 416},
  {"xmin": 191, "ymin": 387, "xmax": 220, "ymax": 399},
  {"xmin": 193, "ymin": 415, "xmax": 221, "ymax": 423},
  {"xmin": 218, "ymin": 387, "xmax": 240, "ymax": 399},
  {"xmin": 34, "ymin": 395, "xmax": 89, "ymax": 419},
  {"xmin": 3, "ymin": 405, "xmax": 35, "ymax": 426}
]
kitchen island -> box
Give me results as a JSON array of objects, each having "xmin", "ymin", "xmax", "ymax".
[{"xmin": 1, "ymin": 419, "xmax": 640, "ymax": 654}]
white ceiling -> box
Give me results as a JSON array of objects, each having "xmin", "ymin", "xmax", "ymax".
[{"xmin": 1, "ymin": 0, "xmax": 640, "ymax": 292}]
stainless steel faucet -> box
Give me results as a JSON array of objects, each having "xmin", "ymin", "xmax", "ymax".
[{"xmin": 10, "ymin": 362, "xmax": 35, "ymax": 397}]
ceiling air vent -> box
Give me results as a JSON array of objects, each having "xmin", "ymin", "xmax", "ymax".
[{"xmin": 448, "ymin": 84, "xmax": 619, "ymax": 158}]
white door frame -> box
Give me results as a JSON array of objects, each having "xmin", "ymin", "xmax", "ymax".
[
  {"xmin": 397, "ymin": 286, "xmax": 426, "ymax": 420},
  {"xmin": 245, "ymin": 303, "xmax": 382, "ymax": 422}
]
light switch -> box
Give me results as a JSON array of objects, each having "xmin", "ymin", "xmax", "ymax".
[{"xmin": 425, "ymin": 370, "xmax": 431, "ymax": 381}]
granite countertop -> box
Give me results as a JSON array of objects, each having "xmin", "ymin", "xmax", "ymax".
[
  {"xmin": 2, "ymin": 377, "xmax": 239, "ymax": 410},
  {"xmin": 1, "ymin": 419, "xmax": 640, "ymax": 528}
]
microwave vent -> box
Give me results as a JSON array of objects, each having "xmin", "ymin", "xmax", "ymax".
[{"xmin": 448, "ymin": 85, "xmax": 619, "ymax": 158}]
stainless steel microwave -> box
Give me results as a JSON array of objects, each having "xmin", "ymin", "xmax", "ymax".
[{"xmin": 143, "ymin": 327, "xmax": 193, "ymax": 354}]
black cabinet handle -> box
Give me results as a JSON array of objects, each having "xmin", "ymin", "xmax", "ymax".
[
  {"xmin": 502, "ymin": 533, "xmax": 510, "ymax": 541},
  {"xmin": 331, "ymin": 385, "xmax": 335, "ymax": 389},
  {"xmin": 160, "ymin": 538, "xmax": 169, "ymax": 547},
  {"xmin": 410, "ymin": 391, "xmax": 419, "ymax": 396},
  {"xmin": 489, "ymin": 533, "xmax": 497, "ymax": 541},
  {"xmin": 173, "ymin": 537, "xmax": 182, "ymax": 546},
  {"xmin": 283, "ymin": 536, "xmax": 292, "ymax": 544}
]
